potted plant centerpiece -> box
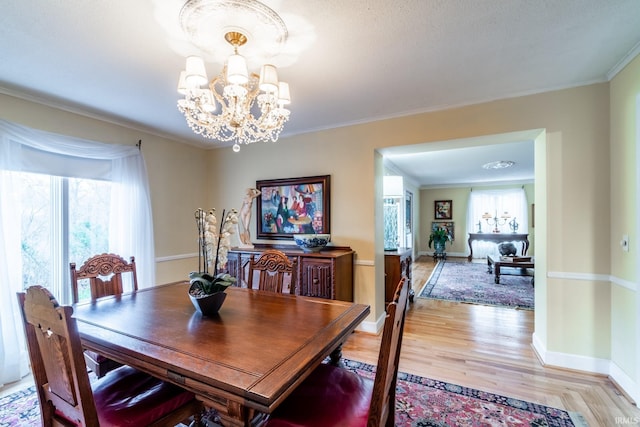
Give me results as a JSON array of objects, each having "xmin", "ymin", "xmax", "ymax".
[
  {"xmin": 188, "ymin": 208, "xmax": 239, "ymax": 315},
  {"xmin": 428, "ymin": 227, "xmax": 452, "ymax": 259}
]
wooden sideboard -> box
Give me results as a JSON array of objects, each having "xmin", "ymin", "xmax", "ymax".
[
  {"xmin": 384, "ymin": 248, "xmax": 414, "ymax": 303},
  {"xmin": 226, "ymin": 244, "xmax": 354, "ymax": 301}
]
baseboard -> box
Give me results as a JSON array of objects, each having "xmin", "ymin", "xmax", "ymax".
[
  {"xmin": 610, "ymin": 362, "xmax": 640, "ymax": 406},
  {"xmin": 533, "ymin": 332, "xmax": 640, "ymax": 406},
  {"xmin": 357, "ymin": 313, "xmax": 385, "ymax": 334},
  {"xmin": 532, "ymin": 332, "xmax": 609, "ymax": 374},
  {"xmin": 417, "ymin": 251, "xmax": 468, "ymax": 258}
]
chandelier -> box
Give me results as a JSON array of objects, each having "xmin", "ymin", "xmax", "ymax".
[{"xmin": 176, "ymin": 1, "xmax": 291, "ymax": 152}]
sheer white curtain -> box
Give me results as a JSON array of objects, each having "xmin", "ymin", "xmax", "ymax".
[
  {"xmin": 0, "ymin": 119, "xmax": 155, "ymax": 384},
  {"xmin": 109, "ymin": 153, "xmax": 155, "ymax": 285},
  {"xmin": 0, "ymin": 164, "xmax": 27, "ymax": 384},
  {"xmin": 465, "ymin": 188, "xmax": 529, "ymax": 259}
]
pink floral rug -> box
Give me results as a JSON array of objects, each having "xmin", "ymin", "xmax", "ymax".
[
  {"xmin": 0, "ymin": 359, "xmax": 583, "ymax": 426},
  {"xmin": 419, "ymin": 260, "xmax": 534, "ymax": 309}
]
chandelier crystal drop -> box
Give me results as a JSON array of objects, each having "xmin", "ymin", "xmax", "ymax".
[{"xmin": 177, "ymin": 31, "xmax": 291, "ymax": 152}]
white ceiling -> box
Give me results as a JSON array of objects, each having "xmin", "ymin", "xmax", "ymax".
[
  {"xmin": 384, "ymin": 139, "xmax": 535, "ymax": 189},
  {"xmin": 2, "ymin": 0, "xmax": 640, "ymax": 187}
]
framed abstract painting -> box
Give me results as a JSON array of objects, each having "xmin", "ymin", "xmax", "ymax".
[{"xmin": 256, "ymin": 175, "xmax": 330, "ymax": 239}]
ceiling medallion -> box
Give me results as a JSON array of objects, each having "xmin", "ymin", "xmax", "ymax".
[
  {"xmin": 482, "ymin": 160, "xmax": 515, "ymax": 170},
  {"xmin": 177, "ymin": 0, "xmax": 291, "ymax": 152},
  {"xmin": 179, "ymin": 0, "xmax": 288, "ymax": 63}
]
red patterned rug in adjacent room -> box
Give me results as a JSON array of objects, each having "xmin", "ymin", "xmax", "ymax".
[
  {"xmin": 0, "ymin": 359, "xmax": 584, "ymax": 426},
  {"xmin": 419, "ymin": 260, "xmax": 534, "ymax": 309}
]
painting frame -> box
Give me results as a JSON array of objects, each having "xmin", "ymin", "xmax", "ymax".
[
  {"xmin": 256, "ymin": 175, "xmax": 331, "ymax": 239},
  {"xmin": 434, "ymin": 200, "xmax": 452, "ymax": 220}
]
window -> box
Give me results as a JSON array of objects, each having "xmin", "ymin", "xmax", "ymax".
[
  {"xmin": 19, "ymin": 172, "xmax": 111, "ymax": 302},
  {"xmin": 383, "ymin": 176, "xmax": 404, "ymax": 250},
  {"xmin": 0, "ymin": 119, "xmax": 155, "ymax": 384},
  {"xmin": 466, "ymin": 188, "xmax": 529, "ymax": 259},
  {"xmin": 384, "ymin": 197, "xmax": 402, "ymax": 250}
]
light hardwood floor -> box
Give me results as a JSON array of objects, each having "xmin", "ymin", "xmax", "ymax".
[
  {"xmin": 3, "ymin": 257, "xmax": 639, "ymax": 426},
  {"xmin": 342, "ymin": 256, "xmax": 640, "ymax": 426}
]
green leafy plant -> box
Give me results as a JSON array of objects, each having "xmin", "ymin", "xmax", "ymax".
[
  {"xmin": 189, "ymin": 208, "xmax": 238, "ymax": 297},
  {"xmin": 428, "ymin": 227, "xmax": 452, "ymax": 248},
  {"xmin": 189, "ymin": 271, "xmax": 236, "ymax": 295}
]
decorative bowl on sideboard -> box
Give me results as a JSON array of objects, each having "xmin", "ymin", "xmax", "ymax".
[{"xmin": 293, "ymin": 234, "xmax": 331, "ymax": 252}]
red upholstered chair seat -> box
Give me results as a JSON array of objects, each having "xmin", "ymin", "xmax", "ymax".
[
  {"xmin": 55, "ymin": 365, "xmax": 196, "ymax": 427},
  {"xmin": 95, "ymin": 366, "xmax": 195, "ymax": 426},
  {"xmin": 265, "ymin": 363, "xmax": 373, "ymax": 427}
]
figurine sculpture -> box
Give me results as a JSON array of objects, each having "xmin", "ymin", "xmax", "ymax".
[{"xmin": 238, "ymin": 188, "xmax": 261, "ymax": 248}]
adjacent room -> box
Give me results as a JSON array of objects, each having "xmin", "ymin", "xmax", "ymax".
[{"xmin": 382, "ymin": 136, "xmax": 536, "ymax": 309}]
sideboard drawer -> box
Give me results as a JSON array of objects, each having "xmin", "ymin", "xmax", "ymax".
[{"xmin": 300, "ymin": 258, "xmax": 333, "ymax": 299}]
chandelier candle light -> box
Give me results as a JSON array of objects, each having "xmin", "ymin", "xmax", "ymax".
[{"xmin": 177, "ymin": 30, "xmax": 291, "ymax": 153}]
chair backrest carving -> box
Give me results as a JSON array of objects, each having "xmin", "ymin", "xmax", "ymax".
[
  {"xmin": 368, "ymin": 277, "xmax": 409, "ymax": 426},
  {"xmin": 17, "ymin": 286, "xmax": 101, "ymax": 425},
  {"xmin": 70, "ymin": 253, "xmax": 137, "ymax": 303},
  {"xmin": 247, "ymin": 249, "xmax": 297, "ymax": 294}
]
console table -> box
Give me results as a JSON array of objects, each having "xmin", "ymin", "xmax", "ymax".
[{"xmin": 467, "ymin": 233, "xmax": 529, "ymax": 261}]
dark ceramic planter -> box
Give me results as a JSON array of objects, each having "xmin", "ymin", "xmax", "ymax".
[
  {"xmin": 433, "ymin": 241, "xmax": 446, "ymax": 255},
  {"xmin": 188, "ymin": 285, "xmax": 227, "ymax": 316}
]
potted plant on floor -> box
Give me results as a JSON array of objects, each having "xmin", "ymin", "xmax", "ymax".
[
  {"xmin": 188, "ymin": 208, "xmax": 239, "ymax": 315},
  {"xmin": 428, "ymin": 227, "xmax": 452, "ymax": 259}
]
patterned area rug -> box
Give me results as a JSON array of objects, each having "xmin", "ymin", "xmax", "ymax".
[
  {"xmin": 419, "ymin": 260, "xmax": 534, "ymax": 309},
  {"xmin": 0, "ymin": 359, "xmax": 583, "ymax": 426},
  {"xmin": 0, "ymin": 386, "xmax": 38, "ymax": 426},
  {"xmin": 345, "ymin": 359, "xmax": 583, "ymax": 427}
]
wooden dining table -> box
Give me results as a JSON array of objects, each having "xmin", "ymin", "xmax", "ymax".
[{"xmin": 72, "ymin": 281, "xmax": 370, "ymax": 426}]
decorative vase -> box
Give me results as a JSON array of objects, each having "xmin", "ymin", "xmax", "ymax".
[
  {"xmin": 434, "ymin": 241, "xmax": 446, "ymax": 255},
  {"xmin": 188, "ymin": 283, "xmax": 227, "ymax": 316}
]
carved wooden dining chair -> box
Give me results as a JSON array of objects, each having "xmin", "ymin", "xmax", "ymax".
[
  {"xmin": 17, "ymin": 285, "xmax": 202, "ymax": 426},
  {"xmin": 247, "ymin": 249, "xmax": 297, "ymax": 294},
  {"xmin": 70, "ymin": 253, "xmax": 138, "ymax": 378},
  {"xmin": 260, "ymin": 277, "xmax": 409, "ymax": 427},
  {"xmin": 70, "ymin": 253, "xmax": 138, "ymax": 304}
]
